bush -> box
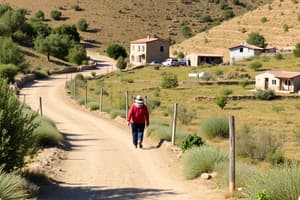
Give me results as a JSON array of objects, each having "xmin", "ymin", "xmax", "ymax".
[
  {"xmin": 180, "ymin": 134, "xmax": 204, "ymax": 152},
  {"xmin": 0, "ymin": 64, "xmax": 18, "ymax": 83},
  {"xmin": 0, "ymin": 79, "xmax": 37, "ymax": 172},
  {"xmin": 0, "ymin": 168, "xmax": 33, "ymax": 199},
  {"xmin": 182, "ymin": 146, "xmax": 228, "ymax": 179},
  {"xmin": 110, "ymin": 109, "xmax": 125, "ymax": 119},
  {"xmin": 181, "ymin": 26, "xmax": 193, "ymax": 38},
  {"xmin": 201, "ymin": 116, "xmax": 229, "ymax": 139},
  {"xmin": 75, "ymin": 73, "xmax": 85, "ymax": 81},
  {"xmin": 116, "ymin": 56, "xmax": 126, "ymax": 70},
  {"xmin": 274, "ymin": 53, "xmax": 283, "ymax": 60},
  {"xmin": 215, "ymin": 94, "xmax": 227, "ymax": 109},
  {"xmin": 35, "ymin": 10, "xmax": 45, "ymax": 20},
  {"xmin": 293, "ymin": 43, "xmax": 300, "ymax": 57},
  {"xmin": 169, "ymin": 104, "xmax": 194, "ymax": 125},
  {"xmin": 67, "ymin": 44, "xmax": 87, "ymax": 65},
  {"xmin": 246, "ymin": 32, "xmax": 267, "ymax": 48},
  {"xmin": 215, "ymin": 161, "xmax": 260, "ymax": 189},
  {"xmin": 249, "ymin": 61, "xmax": 262, "ymax": 71},
  {"xmin": 87, "ymin": 101, "xmax": 99, "ymax": 111},
  {"xmin": 161, "ymin": 72, "xmax": 178, "ymax": 88},
  {"xmin": 77, "ymin": 18, "xmax": 88, "ymax": 31},
  {"xmin": 33, "ymin": 116, "xmax": 63, "ymax": 147},
  {"xmin": 0, "ymin": 37, "xmax": 25, "ymax": 68},
  {"xmin": 245, "ymin": 163, "xmax": 300, "ymax": 200},
  {"xmin": 50, "ymin": 10, "xmax": 62, "ymax": 20},
  {"xmin": 255, "ymin": 89, "xmax": 275, "ymax": 100},
  {"xmin": 106, "ymin": 44, "xmax": 127, "ymax": 60}
]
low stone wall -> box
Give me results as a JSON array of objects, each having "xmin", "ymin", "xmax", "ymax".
[
  {"xmin": 51, "ymin": 63, "xmax": 97, "ymax": 74},
  {"xmin": 15, "ymin": 74, "xmax": 37, "ymax": 88},
  {"xmin": 182, "ymin": 80, "xmax": 255, "ymax": 85},
  {"xmin": 194, "ymin": 95, "xmax": 300, "ymax": 101}
]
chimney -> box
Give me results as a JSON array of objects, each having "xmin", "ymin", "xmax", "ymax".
[{"xmin": 147, "ymin": 35, "xmax": 150, "ymax": 40}]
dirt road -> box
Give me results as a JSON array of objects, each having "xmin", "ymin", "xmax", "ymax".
[{"xmin": 20, "ymin": 52, "xmax": 225, "ymax": 200}]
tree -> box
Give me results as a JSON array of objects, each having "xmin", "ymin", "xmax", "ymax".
[
  {"xmin": 53, "ymin": 24, "xmax": 80, "ymax": 42},
  {"xmin": 34, "ymin": 36, "xmax": 51, "ymax": 61},
  {"xmin": 0, "ymin": 37, "xmax": 25, "ymax": 68},
  {"xmin": 223, "ymin": 9, "xmax": 235, "ymax": 20},
  {"xmin": 1, "ymin": 9, "xmax": 26, "ymax": 35},
  {"xmin": 293, "ymin": 43, "xmax": 300, "ymax": 57},
  {"xmin": 215, "ymin": 94, "xmax": 228, "ymax": 109},
  {"xmin": 116, "ymin": 56, "xmax": 126, "ymax": 70},
  {"xmin": 0, "ymin": 64, "xmax": 18, "ymax": 83},
  {"xmin": 106, "ymin": 44, "xmax": 127, "ymax": 59},
  {"xmin": 0, "ymin": 79, "xmax": 37, "ymax": 172},
  {"xmin": 67, "ymin": 44, "xmax": 87, "ymax": 65},
  {"xmin": 0, "ymin": 4, "xmax": 12, "ymax": 17},
  {"xmin": 77, "ymin": 18, "xmax": 88, "ymax": 31},
  {"xmin": 246, "ymin": 32, "xmax": 267, "ymax": 48}
]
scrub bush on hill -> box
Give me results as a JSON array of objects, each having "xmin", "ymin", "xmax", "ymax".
[
  {"xmin": 0, "ymin": 64, "xmax": 18, "ymax": 83},
  {"xmin": 50, "ymin": 10, "xmax": 61, "ymax": 20},
  {"xmin": 255, "ymin": 89, "xmax": 275, "ymax": 100},
  {"xmin": 201, "ymin": 116, "xmax": 229, "ymax": 139},
  {"xmin": 161, "ymin": 72, "xmax": 178, "ymax": 88},
  {"xmin": 180, "ymin": 134, "xmax": 204, "ymax": 152},
  {"xmin": 106, "ymin": 44, "xmax": 127, "ymax": 60},
  {"xmin": 0, "ymin": 79, "xmax": 37, "ymax": 172},
  {"xmin": 77, "ymin": 18, "xmax": 88, "ymax": 31}
]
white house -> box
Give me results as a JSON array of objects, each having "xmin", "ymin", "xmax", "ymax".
[
  {"xmin": 229, "ymin": 44, "xmax": 264, "ymax": 64},
  {"xmin": 255, "ymin": 71, "xmax": 300, "ymax": 93}
]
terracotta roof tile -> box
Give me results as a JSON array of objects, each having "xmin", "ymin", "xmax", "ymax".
[{"xmin": 267, "ymin": 71, "xmax": 300, "ymax": 79}]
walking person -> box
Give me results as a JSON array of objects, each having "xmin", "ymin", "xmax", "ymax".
[{"xmin": 127, "ymin": 95, "xmax": 149, "ymax": 149}]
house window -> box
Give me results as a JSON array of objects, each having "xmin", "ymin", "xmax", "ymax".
[
  {"xmin": 160, "ymin": 46, "xmax": 164, "ymax": 52},
  {"xmin": 141, "ymin": 45, "xmax": 145, "ymax": 52},
  {"xmin": 285, "ymin": 80, "xmax": 291, "ymax": 85},
  {"xmin": 240, "ymin": 48, "xmax": 243, "ymax": 53},
  {"xmin": 272, "ymin": 80, "xmax": 277, "ymax": 85},
  {"xmin": 137, "ymin": 45, "xmax": 140, "ymax": 52},
  {"xmin": 132, "ymin": 45, "xmax": 135, "ymax": 52}
]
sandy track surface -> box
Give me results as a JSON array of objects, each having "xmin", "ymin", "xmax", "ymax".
[{"xmin": 20, "ymin": 52, "xmax": 225, "ymax": 200}]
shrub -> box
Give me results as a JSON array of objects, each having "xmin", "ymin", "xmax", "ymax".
[
  {"xmin": 77, "ymin": 18, "xmax": 88, "ymax": 31},
  {"xmin": 215, "ymin": 94, "xmax": 227, "ymax": 109},
  {"xmin": 0, "ymin": 37, "xmax": 25, "ymax": 68},
  {"xmin": 161, "ymin": 72, "xmax": 178, "ymax": 88},
  {"xmin": 50, "ymin": 10, "xmax": 62, "ymax": 20},
  {"xmin": 33, "ymin": 116, "xmax": 62, "ymax": 147},
  {"xmin": 72, "ymin": 4, "xmax": 82, "ymax": 11},
  {"xmin": 117, "ymin": 56, "xmax": 126, "ymax": 70},
  {"xmin": 87, "ymin": 101, "xmax": 99, "ymax": 111},
  {"xmin": 106, "ymin": 43, "xmax": 127, "ymax": 60},
  {"xmin": 177, "ymin": 52, "xmax": 184, "ymax": 59},
  {"xmin": 110, "ymin": 109, "xmax": 125, "ymax": 119},
  {"xmin": 223, "ymin": 9, "xmax": 235, "ymax": 20},
  {"xmin": 249, "ymin": 61, "xmax": 262, "ymax": 71},
  {"xmin": 169, "ymin": 104, "xmax": 194, "ymax": 125},
  {"xmin": 215, "ymin": 160, "xmax": 260, "ymax": 188},
  {"xmin": 245, "ymin": 163, "xmax": 300, "ymax": 200},
  {"xmin": 146, "ymin": 122, "xmax": 172, "ymax": 142},
  {"xmin": 274, "ymin": 53, "xmax": 283, "ymax": 60},
  {"xmin": 180, "ymin": 134, "xmax": 204, "ymax": 152},
  {"xmin": 35, "ymin": 10, "xmax": 45, "ymax": 20},
  {"xmin": 255, "ymin": 89, "xmax": 275, "ymax": 100},
  {"xmin": 293, "ymin": 43, "xmax": 300, "ymax": 57},
  {"xmin": 182, "ymin": 146, "xmax": 228, "ymax": 179},
  {"xmin": 67, "ymin": 44, "xmax": 87, "ymax": 65},
  {"xmin": 0, "ymin": 168, "xmax": 32, "ymax": 199},
  {"xmin": 260, "ymin": 17, "xmax": 268, "ymax": 23},
  {"xmin": 75, "ymin": 73, "xmax": 85, "ymax": 81},
  {"xmin": 181, "ymin": 26, "xmax": 193, "ymax": 38},
  {"xmin": 0, "ymin": 79, "xmax": 37, "ymax": 172},
  {"xmin": 0, "ymin": 64, "xmax": 18, "ymax": 83},
  {"xmin": 201, "ymin": 116, "xmax": 229, "ymax": 139},
  {"xmin": 236, "ymin": 125, "xmax": 283, "ymax": 161}
]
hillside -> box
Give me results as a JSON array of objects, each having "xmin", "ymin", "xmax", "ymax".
[
  {"xmin": 172, "ymin": 0, "xmax": 300, "ymax": 61},
  {"xmin": 2, "ymin": 0, "xmax": 269, "ymax": 53}
]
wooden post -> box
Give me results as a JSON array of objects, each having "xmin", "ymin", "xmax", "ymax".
[
  {"xmin": 73, "ymin": 78, "xmax": 76, "ymax": 99},
  {"xmin": 171, "ymin": 103, "xmax": 178, "ymax": 145},
  {"xmin": 229, "ymin": 116, "xmax": 236, "ymax": 193},
  {"xmin": 85, "ymin": 83, "xmax": 88, "ymax": 108},
  {"xmin": 144, "ymin": 95, "xmax": 148, "ymax": 105},
  {"xmin": 125, "ymin": 91, "xmax": 128, "ymax": 120},
  {"xmin": 23, "ymin": 94, "xmax": 26, "ymax": 103},
  {"xmin": 39, "ymin": 96, "xmax": 43, "ymax": 116},
  {"xmin": 99, "ymin": 88, "xmax": 103, "ymax": 112}
]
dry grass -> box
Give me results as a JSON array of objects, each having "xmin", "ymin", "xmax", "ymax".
[
  {"xmin": 3, "ymin": 0, "xmax": 268, "ymax": 53},
  {"xmin": 172, "ymin": 0, "xmax": 300, "ymax": 61}
]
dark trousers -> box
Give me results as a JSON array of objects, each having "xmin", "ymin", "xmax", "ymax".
[{"xmin": 130, "ymin": 123, "xmax": 145, "ymax": 146}]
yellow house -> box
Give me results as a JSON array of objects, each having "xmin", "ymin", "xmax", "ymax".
[{"xmin": 130, "ymin": 36, "xmax": 169, "ymax": 65}]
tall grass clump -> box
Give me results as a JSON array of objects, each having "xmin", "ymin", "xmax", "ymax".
[
  {"xmin": 168, "ymin": 104, "xmax": 195, "ymax": 125},
  {"xmin": 146, "ymin": 121, "xmax": 172, "ymax": 142},
  {"xmin": 245, "ymin": 163, "xmax": 300, "ymax": 200},
  {"xmin": 87, "ymin": 101, "xmax": 99, "ymax": 111},
  {"xmin": 201, "ymin": 116, "xmax": 229, "ymax": 139},
  {"xmin": 33, "ymin": 116, "xmax": 63, "ymax": 147},
  {"xmin": 215, "ymin": 160, "xmax": 260, "ymax": 189},
  {"xmin": 182, "ymin": 145, "xmax": 228, "ymax": 179},
  {"xmin": 255, "ymin": 89, "xmax": 275, "ymax": 100},
  {"xmin": 0, "ymin": 168, "xmax": 33, "ymax": 199},
  {"xmin": 109, "ymin": 109, "xmax": 125, "ymax": 119}
]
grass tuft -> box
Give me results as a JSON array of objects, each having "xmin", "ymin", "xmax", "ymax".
[{"xmin": 201, "ymin": 116, "xmax": 229, "ymax": 139}]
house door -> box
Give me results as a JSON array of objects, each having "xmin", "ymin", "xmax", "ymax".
[{"xmin": 264, "ymin": 78, "xmax": 269, "ymax": 89}]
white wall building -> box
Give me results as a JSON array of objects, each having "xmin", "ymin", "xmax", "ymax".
[{"xmin": 229, "ymin": 44, "xmax": 264, "ymax": 64}]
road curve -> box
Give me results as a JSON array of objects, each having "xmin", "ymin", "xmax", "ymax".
[{"xmin": 20, "ymin": 53, "xmax": 225, "ymax": 200}]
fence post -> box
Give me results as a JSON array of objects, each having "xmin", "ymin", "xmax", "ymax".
[
  {"xmin": 73, "ymin": 78, "xmax": 76, "ymax": 99},
  {"xmin": 39, "ymin": 96, "xmax": 43, "ymax": 116},
  {"xmin": 23, "ymin": 94, "xmax": 26, "ymax": 103},
  {"xmin": 171, "ymin": 103, "xmax": 178, "ymax": 145},
  {"xmin": 125, "ymin": 91, "xmax": 128, "ymax": 120},
  {"xmin": 144, "ymin": 95, "xmax": 148, "ymax": 105},
  {"xmin": 229, "ymin": 116, "xmax": 236, "ymax": 194},
  {"xmin": 99, "ymin": 88, "xmax": 103, "ymax": 112},
  {"xmin": 85, "ymin": 83, "xmax": 88, "ymax": 108}
]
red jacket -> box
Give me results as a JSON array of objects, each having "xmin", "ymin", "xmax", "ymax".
[{"xmin": 127, "ymin": 103, "xmax": 149, "ymax": 125}]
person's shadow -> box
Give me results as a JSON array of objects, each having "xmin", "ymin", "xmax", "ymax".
[{"xmin": 142, "ymin": 139, "xmax": 165, "ymax": 150}]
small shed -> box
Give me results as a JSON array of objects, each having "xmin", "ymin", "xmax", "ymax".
[
  {"xmin": 255, "ymin": 71, "xmax": 300, "ymax": 93},
  {"xmin": 229, "ymin": 44, "xmax": 264, "ymax": 64},
  {"xmin": 186, "ymin": 53, "xmax": 223, "ymax": 66}
]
